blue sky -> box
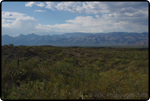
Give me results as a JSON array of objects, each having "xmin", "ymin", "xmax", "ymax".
[{"xmin": 2, "ymin": 1, "xmax": 148, "ymax": 37}]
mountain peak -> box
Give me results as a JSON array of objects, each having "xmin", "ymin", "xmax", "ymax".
[
  {"xmin": 31, "ymin": 33, "xmax": 35, "ymax": 35},
  {"xmin": 19, "ymin": 34, "xmax": 25, "ymax": 36},
  {"xmin": 28, "ymin": 33, "xmax": 36, "ymax": 35}
]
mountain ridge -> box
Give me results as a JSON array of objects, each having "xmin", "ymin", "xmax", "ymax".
[{"xmin": 2, "ymin": 32, "xmax": 148, "ymax": 46}]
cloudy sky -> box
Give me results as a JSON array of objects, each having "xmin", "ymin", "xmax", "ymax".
[{"xmin": 2, "ymin": 1, "xmax": 148, "ymax": 37}]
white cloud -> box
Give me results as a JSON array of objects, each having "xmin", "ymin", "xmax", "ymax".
[
  {"xmin": 2, "ymin": 11, "xmax": 37, "ymax": 36},
  {"xmin": 36, "ymin": 3, "xmax": 45, "ymax": 7},
  {"xmin": 45, "ymin": 2, "xmax": 55, "ymax": 10},
  {"xmin": 55, "ymin": 2, "xmax": 81, "ymax": 12},
  {"xmin": 25, "ymin": 1, "xmax": 148, "ymax": 20},
  {"xmin": 95, "ymin": 15, "xmax": 99, "ymax": 18},
  {"xmin": 82, "ymin": 2, "xmax": 109, "ymax": 14},
  {"xmin": 2, "ymin": 13, "xmax": 148, "ymax": 36},
  {"xmin": 3, "ymin": 2, "xmax": 148, "ymax": 36},
  {"xmin": 25, "ymin": 2, "xmax": 45, "ymax": 7},
  {"xmin": 2, "ymin": 11, "xmax": 26, "ymax": 19},
  {"xmin": 33, "ymin": 14, "xmax": 148, "ymax": 34},
  {"xmin": 35, "ymin": 10, "xmax": 46, "ymax": 12},
  {"xmin": 42, "ymin": 1, "xmax": 148, "ymax": 27},
  {"xmin": 25, "ymin": 2, "xmax": 36, "ymax": 7},
  {"xmin": 53, "ymin": 2, "xmax": 109, "ymax": 14}
]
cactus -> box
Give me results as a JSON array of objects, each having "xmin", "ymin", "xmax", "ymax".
[{"xmin": 17, "ymin": 57, "xmax": 19, "ymax": 67}]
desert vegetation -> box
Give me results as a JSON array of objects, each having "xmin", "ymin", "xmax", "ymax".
[{"xmin": 2, "ymin": 45, "xmax": 148, "ymax": 99}]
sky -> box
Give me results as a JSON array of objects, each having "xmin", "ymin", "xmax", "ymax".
[{"xmin": 2, "ymin": 1, "xmax": 148, "ymax": 37}]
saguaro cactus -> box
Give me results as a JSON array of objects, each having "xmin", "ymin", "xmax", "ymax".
[{"xmin": 17, "ymin": 57, "xmax": 19, "ymax": 67}]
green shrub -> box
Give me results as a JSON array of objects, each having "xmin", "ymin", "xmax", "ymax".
[
  {"xmin": 9, "ymin": 44, "xmax": 14, "ymax": 47},
  {"xmin": 58, "ymin": 52, "xmax": 64, "ymax": 57}
]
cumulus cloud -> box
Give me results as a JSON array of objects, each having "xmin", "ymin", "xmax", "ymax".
[
  {"xmin": 25, "ymin": 2, "xmax": 36, "ymax": 7},
  {"xmin": 95, "ymin": 15, "xmax": 99, "ymax": 18},
  {"xmin": 2, "ymin": 12, "xmax": 26, "ymax": 19},
  {"xmin": 3, "ymin": 2, "xmax": 148, "ymax": 36},
  {"xmin": 53, "ymin": 2, "xmax": 110, "ymax": 14},
  {"xmin": 45, "ymin": 2, "xmax": 55, "ymax": 10},
  {"xmin": 2, "ymin": 12, "xmax": 148, "ymax": 36},
  {"xmin": 25, "ymin": 2, "xmax": 148, "ymax": 15},
  {"xmin": 81, "ymin": 2, "xmax": 109, "ymax": 14},
  {"xmin": 55, "ymin": 2, "xmax": 81, "ymax": 12},
  {"xmin": 36, "ymin": 3, "xmax": 45, "ymax": 7},
  {"xmin": 9, "ymin": 14, "xmax": 13, "ymax": 16},
  {"xmin": 25, "ymin": 2, "xmax": 148, "ymax": 19},
  {"xmin": 25, "ymin": 2, "xmax": 45, "ymax": 7},
  {"xmin": 33, "ymin": 13, "xmax": 148, "ymax": 34},
  {"xmin": 2, "ymin": 12, "xmax": 37, "ymax": 36},
  {"xmin": 53, "ymin": 1, "xmax": 148, "ymax": 18},
  {"xmin": 43, "ymin": 2, "xmax": 148, "ymax": 26},
  {"xmin": 35, "ymin": 10, "xmax": 46, "ymax": 12}
]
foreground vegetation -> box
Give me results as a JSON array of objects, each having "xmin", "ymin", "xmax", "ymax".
[{"xmin": 2, "ymin": 45, "xmax": 148, "ymax": 99}]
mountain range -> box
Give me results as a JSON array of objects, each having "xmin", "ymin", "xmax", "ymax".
[{"xmin": 2, "ymin": 32, "xmax": 149, "ymax": 47}]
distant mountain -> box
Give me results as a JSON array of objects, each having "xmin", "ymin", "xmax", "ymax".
[
  {"xmin": 2, "ymin": 35, "xmax": 14, "ymax": 45},
  {"xmin": 2, "ymin": 32, "xmax": 149, "ymax": 46}
]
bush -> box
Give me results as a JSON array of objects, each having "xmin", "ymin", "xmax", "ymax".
[{"xmin": 9, "ymin": 44, "xmax": 14, "ymax": 47}]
